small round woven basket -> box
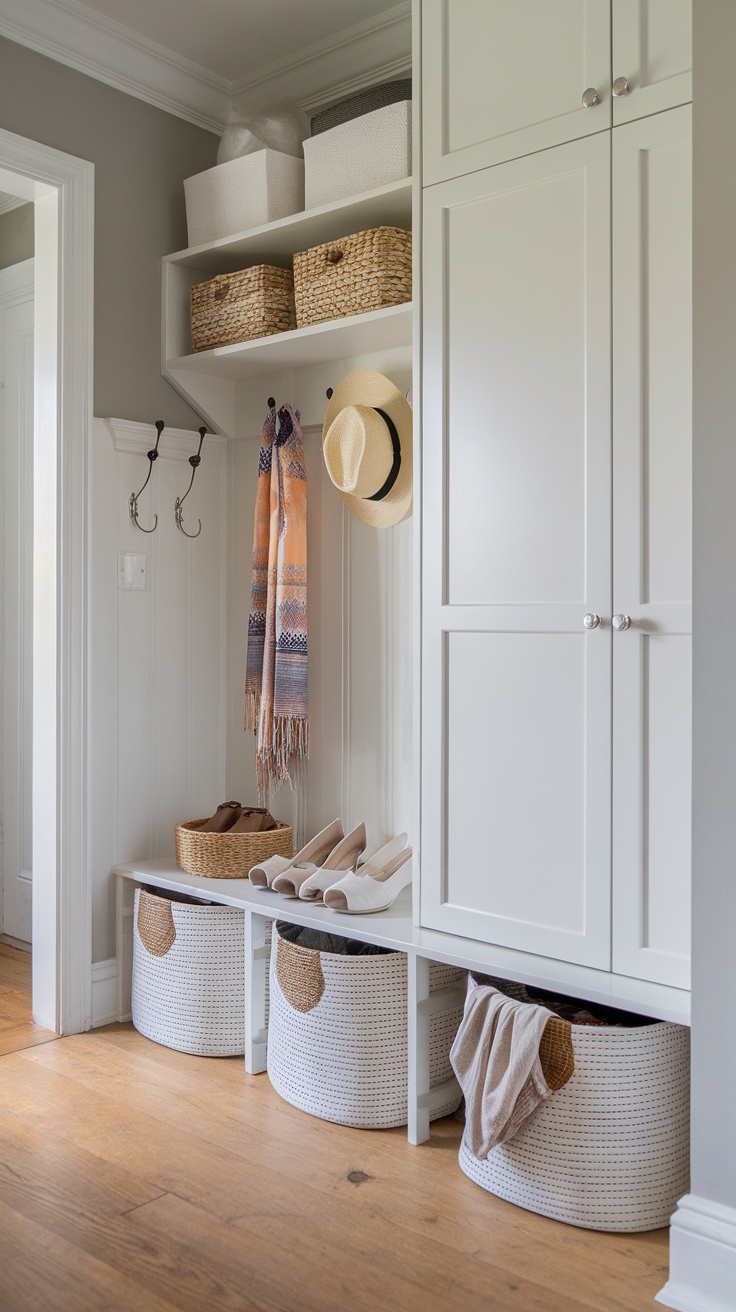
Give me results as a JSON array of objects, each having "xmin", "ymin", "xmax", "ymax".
[{"xmin": 175, "ymin": 818, "xmax": 292, "ymax": 880}]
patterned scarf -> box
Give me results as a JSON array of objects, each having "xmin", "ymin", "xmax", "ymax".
[{"xmin": 245, "ymin": 403, "xmax": 308, "ymax": 798}]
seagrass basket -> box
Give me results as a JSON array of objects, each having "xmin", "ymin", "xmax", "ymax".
[
  {"xmin": 190, "ymin": 265, "xmax": 296, "ymax": 351},
  {"xmin": 267, "ymin": 923, "xmax": 465, "ymax": 1129},
  {"xmin": 132, "ymin": 887, "xmax": 271, "ymax": 1056},
  {"xmin": 175, "ymin": 818, "xmax": 292, "ymax": 880},
  {"xmin": 292, "ymin": 225, "xmax": 412, "ymax": 328}
]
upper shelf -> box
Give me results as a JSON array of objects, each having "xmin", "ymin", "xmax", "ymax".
[
  {"xmin": 166, "ymin": 178, "xmax": 413, "ymax": 274},
  {"xmin": 167, "ymin": 303, "xmax": 413, "ymax": 380}
]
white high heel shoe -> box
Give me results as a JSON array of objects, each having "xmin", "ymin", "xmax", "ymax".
[
  {"xmin": 298, "ymin": 832, "xmax": 408, "ymax": 902},
  {"xmin": 248, "ymin": 818, "xmax": 343, "ymax": 889},
  {"xmin": 272, "ymin": 822, "xmax": 367, "ymax": 898},
  {"xmin": 323, "ymin": 843, "xmax": 412, "ymax": 914}
]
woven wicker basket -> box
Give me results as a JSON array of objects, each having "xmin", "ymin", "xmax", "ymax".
[
  {"xmin": 175, "ymin": 818, "xmax": 292, "ymax": 880},
  {"xmin": 293, "ymin": 226, "xmax": 412, "ymax": 328},
  {"xmin": 132, "ymin": 887, "xmax": 271, "ymax": 1056},
  {"xmin": 190, "ymin": 265, "xmax": 296, "ymax": 352},
  {"xmin": 267, "ymin": 924, "xmax": 465, "ymax": 1129},
  {"xmin": 458, "ymin": 984, "xmax": 690, "ymax": 1232}
]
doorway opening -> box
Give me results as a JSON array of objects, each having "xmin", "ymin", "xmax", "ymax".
[{"xmin": 0, "ymin": 129, "xmax": 93, "ymax": 1036}]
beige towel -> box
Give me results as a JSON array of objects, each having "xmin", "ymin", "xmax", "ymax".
[{"xmin": 450, "ymin": 982, "xmax": 558, "ymax": 1158}]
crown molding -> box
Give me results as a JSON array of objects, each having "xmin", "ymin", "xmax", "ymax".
[
  {"xmin": 104, "ymin": 418, "xmax": 227, "ymax": 460},
  {"xmin": 0, "ymin": 0, "xmax": 229, "ymax": 134},
  {"xmin": 0, "ymin": 0, "xmax": 411, "ymax": 136},
  {"xmin": 0, "ymin": 192, "xmax": 27, "ymax": 216},
  {"xmin": 298, "ymin": 55, "xmax": 412, "ymax": 118},
  {"xmin": 230, "ymin": 2, "xmax": 411, "ymax": 113}
]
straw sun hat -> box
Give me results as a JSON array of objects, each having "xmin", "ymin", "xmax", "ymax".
[{"xmin": 322, "ymin": 370, "xmax": 412, "ymax": 527}]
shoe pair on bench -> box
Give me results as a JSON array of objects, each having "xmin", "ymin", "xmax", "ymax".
[{"xmin": 249, "ymin": 818, "xmax": 412, "ymax": 914}]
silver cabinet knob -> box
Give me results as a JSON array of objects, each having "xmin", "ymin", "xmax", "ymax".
[
  {"xmin": 583, "ymin": 613, "xmax": 601, "ymax": 629},
  {"xmin": 612, "ymin": 76, "xmax": 630, "ymax": 97},
  {"xmin": 581, "ymin": 87, "xmax": 600, "ymax": 108},
  {"xmin": 612, "ymin": 614, "xmax": 632, "ymax": 631}
]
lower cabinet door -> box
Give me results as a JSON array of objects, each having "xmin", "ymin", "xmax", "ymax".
[{"xmin": 420, "ymin": 135, "xmax": 612, "ymax": 969}]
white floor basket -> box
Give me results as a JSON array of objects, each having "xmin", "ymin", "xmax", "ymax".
[
  {"xmin": 267, "ymin": 925, "xmax": 465, "ymax": 1128},
  {"xmin": 459, "ymin": 1020, "xmax": 690, "ymax": 1232},
  {"xmin": 132, "ymin": 887, "xmax": 269, "ymax": 1057}
]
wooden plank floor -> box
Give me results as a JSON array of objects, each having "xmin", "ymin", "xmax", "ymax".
[
  {"xmin": 0, "ymin": 943, "xmax": 57, "ymax": 1055},
  {"xmin": 0, "ymin": 951, "xmax": 669, "ymax": 1312}
]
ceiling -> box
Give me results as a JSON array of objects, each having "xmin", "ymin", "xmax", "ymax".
[
  {"xmin": 63, "ymin": 0, "xmax": 402, "ymax": 84},
  {"xmin": 0, "ymin": 0, "xmax": 411, "ymax": 133}
]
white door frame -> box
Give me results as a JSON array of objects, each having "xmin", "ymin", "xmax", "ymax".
[
  {"xmin": 0, "ymin": 258, "xmax": 35, "ymax": 945},
  {"xmin": 0, "ymin": 128, "xmax": 94, "ymax": 1033}
]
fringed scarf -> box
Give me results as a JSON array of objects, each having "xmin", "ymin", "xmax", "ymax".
[{"xmin": 245, "ymin": 403, "xmax": 308, "ymax": 798}]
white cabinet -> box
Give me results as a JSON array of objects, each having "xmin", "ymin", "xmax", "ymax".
[
  {"xmin": 419, "ymin": 5, "xmax": 692, "ymax": 991},
  {"xmin": 422, "ymin": 0, "xmax": 610, "ymax": 184},
  {"xmin": 612, "ymin": 0, "xmax": 692, "ymax": 125},
  {"xmin": 611, "ymin": 105, "xmax": 692, "ymax": 989},
  {"xmin": 420, "ymin": 135, "xmax": 612, "ymax": 969},
  {"xmin": 422, "ymin": 0, "xmax": 691, "ymax": 184}
]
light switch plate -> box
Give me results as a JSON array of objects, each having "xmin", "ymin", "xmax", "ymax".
[{"xmin": 118, "ymin": 551, "xmax": 147, "ymax": 590}]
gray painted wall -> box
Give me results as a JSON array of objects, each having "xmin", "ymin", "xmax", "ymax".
[
  {"xmin": 0, "ymin": 203, "xmax": 33, "ymax": 270},
  {"xmin": 691, "ymin": 0, "xmax": 736, "ymax": 1210},
  {"xmin": 0, "ymin": 37, "xmax": 218, "ymax": 426}
]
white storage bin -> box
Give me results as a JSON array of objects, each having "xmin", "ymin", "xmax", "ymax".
[
  {"xmin": 267, "ymin": 923, "xmax": 464, "ymax": 1129},
  {"xmin": 459, "ymin": 1017, "xmax": 690, "ymax": 1232},
  {"xmin": 132, "ymin": 887, "xmax": 270, "ymax": 1056},
  {"xmin": 303, "ymin": 101, "xmax": 411, "ymax": 210},
  {"xmin": 184, "ymin": 149, "xmax": 304, "ymax": 247}
]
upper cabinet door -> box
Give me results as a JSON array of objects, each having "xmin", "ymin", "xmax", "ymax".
[
  {"xmin": 612, "ymin": 0, "xmax": 692, "ymax": 124},
  {"xmin": 422, "ymin": 0, "xmax": 611, "ymax": 185}
]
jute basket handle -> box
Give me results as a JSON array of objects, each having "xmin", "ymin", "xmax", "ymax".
[{"xmin": 137, "ymin": 889, "xmax": 177, "ymax": 957}]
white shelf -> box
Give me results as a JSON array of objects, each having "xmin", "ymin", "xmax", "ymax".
[
  {"xmin": 162, "ymin": 179, "xmax": 414, "ymax": 431},
  {"xmin": 167, "ymin": 303, "xmax": 412, "ymax": 381},
  {"xmin": 114, "ymin": 858, "xmax": 691, "ymax": 1025},
  {"xmin": 165, "ymin": 178, "xmax": 412, "ymax": 274}
]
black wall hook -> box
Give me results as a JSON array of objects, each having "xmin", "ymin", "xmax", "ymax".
[
  {"xmin": 129, "ymin": 420, "xmax": 164, "ymax": 532},
  {"xmin": 174, "ymin": 426, "xmax": 206, "ymax": 539},
  {"xmin": 326, "ymin": 387, "xmax": 333, "ymax": 400},
  {"xmin": 267, "ymin": 396, "xmax": 275, "ymax": 408}
]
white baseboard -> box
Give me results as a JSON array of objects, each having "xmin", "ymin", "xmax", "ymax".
[
  {"xmin": 657, "ymin": 1194, "xmax": 736, "ymax": 1312},
  {"xmin": 91, "ymin": 958, "xmax": 117, "ymax": 1028}
]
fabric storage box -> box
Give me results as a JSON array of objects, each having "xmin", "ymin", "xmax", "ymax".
[
  {"xmin": 184, "ymin": 150, "xmax": 304, "ymax": 247},
  {"xmin": 190, "ymin": 266, "xmax": 296, "ymax": 352},
  {"xmin": 458, "ymin": 985, "xmax": 690, "ymax": 1232},
  {"xmin": 310, "ymin": 79, "xmax": 412, "ymax": 136},
  {"xmin": 175, "ymin": 817, "xmax": 292, "ymax": 879},
  {"xmin": 132, "ymin": 887, "xmax": 270, "ymax": 1056},
  {"xmin": 293, "ymin": 225, "xmax": 411, "ymax": 329},
  {"xmin": 303, "ymin": 101, "xmax": 411, "ymax": 209},
  {"xmin": 267, "ymin": 923, "xmax": 465, "ymax": 1129}
]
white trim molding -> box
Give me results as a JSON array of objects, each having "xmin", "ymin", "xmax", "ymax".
[
  {"xmin": 0, "ymin": 0, "xmax": 229, "ymax": 135},
  {"xmin": 232, "ymin": 4, "xmax": 411, "ymax": 113},
  {"xmin": 657, "ymin": 1195, "xmax": 736, "ymax": 1312},
  {"xmin": 0, "ymin": 192, "xmax": 27, "ymax": 216},
  {"xmin": 0, "ymin": 126, "xmax": 94, "ymax": 1036},
  {"xmin": 104, "ymin": 417, "xmax": 227, "ymax": 460},
  {"xmin": 0, "ymin": 0, "xmax": 411, "ymax": 135},
  {"xmin": 91, "ymin": 957, "xmax": 117, "ymax": 1027}
]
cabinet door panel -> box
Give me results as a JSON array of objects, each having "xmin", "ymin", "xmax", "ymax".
[
  {"xmin": 613, "ymin": 0, "xmax": 691, "ymax": 124},
  {"xmin": 421, "ymin": 136, "xmax": 612, "ymax": 968},
  {"xmin": 612, "ymin": 106, "xmax": 692, "ymax": 987},
  {"xmin": 442, "ymin": 631, "xmax": 610, "ymax": 964},
  {"xmin": 422, "ymin": 0, "xmax": 610, "ymax": 185}
]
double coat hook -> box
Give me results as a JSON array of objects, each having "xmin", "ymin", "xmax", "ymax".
[
  {"xmin": 174, "ymin": 427, "xmax": 207, "ymax": 539},
  {"xmin": 129, "ymin": 420, "xmax": 164, "ymax": 532}
]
